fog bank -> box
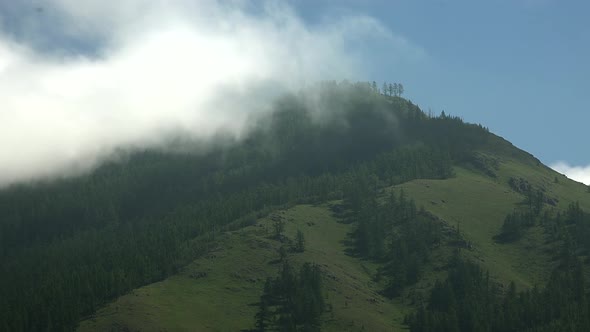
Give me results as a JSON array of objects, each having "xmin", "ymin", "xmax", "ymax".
[{"xmin": 0, "ymin": 0, "xmax": 399, "ymax": 187}]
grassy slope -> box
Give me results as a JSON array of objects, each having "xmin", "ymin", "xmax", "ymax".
[
  {"xmin": 78, "ymin": 204, "xmax": 408, "ymax": 332},
  {"xmin": 399, "ymin": 149, "xmax": 590, "ymax": 289},
  {"xmin": 399, "ymin": 167, "xmax": 551, "ymax": 289}
]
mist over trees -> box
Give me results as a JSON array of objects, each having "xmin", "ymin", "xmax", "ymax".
[
  {"xmin": 0, "ymin": 0, "xmax": 406, "ymax": 189},
  {"xmin": 0, "ymin": 81, "xmax": 503, "ymax": 331}
]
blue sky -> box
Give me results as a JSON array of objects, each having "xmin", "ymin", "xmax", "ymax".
[
  {"xmin": 0, "ymin": 0, "xmax": 588, "ymax": 185},
  {"xmin": 293, "ymin": 0, "xmax": 589, "ymax": 169}
]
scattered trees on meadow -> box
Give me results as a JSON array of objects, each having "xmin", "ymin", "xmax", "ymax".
[{"xmin": 498, "ymin": 178, "xmax": 547, "ymax": 242}]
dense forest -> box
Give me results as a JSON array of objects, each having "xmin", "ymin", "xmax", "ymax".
[
  {"xmin": 344, "ymin": 186, "xmax": 451, "ymax": 298},
  {"xmin": 0, "ymin": 81, "xmax": 544, "ymax": 331}
]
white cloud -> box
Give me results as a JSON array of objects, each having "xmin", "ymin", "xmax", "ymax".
[
  {"xmin": 0, "ymin": 0, "xmax": 424, "ymax": 188},
  {"xmin": 551, "ymin": 162, "xmax": 590, "ymax": 185}
]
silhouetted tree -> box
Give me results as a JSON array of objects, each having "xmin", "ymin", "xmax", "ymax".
[{"xmin": 295, "ymin": 230, "xmax": 305, "ymax": 252}]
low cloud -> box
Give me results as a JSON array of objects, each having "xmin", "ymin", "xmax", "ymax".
[
  {"xmin": 0, "ymin": 0, "xmax": 420, "ymax": 188},
  {"xmin": 551, "ymin": 161, "xmax": 590, "ymax": 185}
]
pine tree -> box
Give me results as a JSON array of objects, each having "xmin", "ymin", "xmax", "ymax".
[
  {"xmin": 274, "ymin": 219, "xmax": 285, "ymax": 240},
  {"xmin": 295, "ymin": 230, "xmax": 305, "ymax": 252},
  {"xmin": 255, "ymin": 299, "xmax": 269, "ymax": 332}
]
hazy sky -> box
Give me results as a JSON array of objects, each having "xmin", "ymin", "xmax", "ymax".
[{"xmin": 0, "ymin": 0, "xmax": 588, "ymax": 185}]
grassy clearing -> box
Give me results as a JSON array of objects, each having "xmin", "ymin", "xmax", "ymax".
[
  {"xmin": 398, "ymin": 166, "xmax": 549, "ymax": 289},
  {"xmin": 399, "ymin": 155, "xmax": 590, "ymax": 290},
  {"xmin": 281, "ymin": 205, "xmax": 409, "ymax": 331},
  {"xmin": 78, "ymin": 204, "xmax": 408, "ymax": 332},
  {"xmin": 498, "ymin": 159, "xmax": 590, "ymax": 211},
  {"xmin": 78, "ymin": 219, "xmax": 278, "ymax": 331}
]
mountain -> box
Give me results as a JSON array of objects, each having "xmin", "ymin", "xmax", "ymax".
[{"xmin": 1, "ymin": 81, "xmax": 589, "ymax": 331}]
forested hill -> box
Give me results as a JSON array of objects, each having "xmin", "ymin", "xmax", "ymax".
[
  {"xmin": 0, "ymin": 81, "xmax": 490, "ymax": 257},
  {"xmin": 1, "ymin": 81, "xmax": 588, "ymax": 331}
]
